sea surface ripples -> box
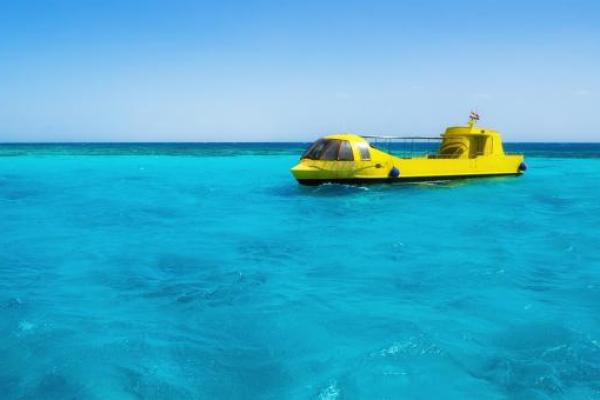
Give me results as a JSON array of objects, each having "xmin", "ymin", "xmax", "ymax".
[{"xmin": 1, "ymin": 144, "xmax": 599, "ymax": 399}]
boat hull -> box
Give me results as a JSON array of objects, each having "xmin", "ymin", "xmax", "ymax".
[{"xmin": 296, "ymin": 172, "xmax": 523, "ymax": 186}]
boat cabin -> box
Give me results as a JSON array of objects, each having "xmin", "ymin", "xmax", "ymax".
[{"xmin": 435, "ymin": 121, "xmax": 506, "ymax": 159}]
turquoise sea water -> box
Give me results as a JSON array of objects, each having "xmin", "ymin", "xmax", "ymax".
[{"xmin": 1, "ymin": 143, "xmax": 599, "ymax": 399}]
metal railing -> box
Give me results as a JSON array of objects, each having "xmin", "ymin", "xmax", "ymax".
[
  {"xmin": 363, "ymin": 135, "xmax": 521, "ymax": 159},
  {"xmin": 364, "ymin": 135, "xmax": 442, "ymax": 158}
]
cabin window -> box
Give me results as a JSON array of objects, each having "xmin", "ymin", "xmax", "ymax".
[
  {"xmin": 320, "ymin": 140, "xmax": 341, "ymax": 160},
  {"xmin": 303, "ymin": 139, "xmax": 358, "ymax": 161},
  {"xmin": 338, "ymin": 141, "xmax": 354, "ymax": 161},
  {"xmin": 301, "ymin": 139, "xmax": 327, "ymax": 160},
  {"xmin": 357, "ymin": 142, "xmax": 371, "ymax": 160}
]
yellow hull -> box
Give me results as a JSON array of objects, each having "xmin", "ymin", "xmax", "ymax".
[{"xmin": 292, "ymin": 154, "xmax": 524, "ymax": 185}]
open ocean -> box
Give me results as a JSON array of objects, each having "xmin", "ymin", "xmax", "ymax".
[{"xmin": 1, "ymin": 142, "xmax": 599, "ymax": 400}]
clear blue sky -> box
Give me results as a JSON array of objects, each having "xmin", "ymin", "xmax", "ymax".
[{"xmin": 0, "ymin": 0, "xmax": 598, "ymax": 142}]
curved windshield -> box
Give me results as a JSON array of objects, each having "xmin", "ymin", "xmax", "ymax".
[
  {"xmin": 301, "ymin": 139, "xmax": 354, "ymax": 161},
  {"xmin": 301, "ymin": 139, "xmax": 326, "ymax": 160}
]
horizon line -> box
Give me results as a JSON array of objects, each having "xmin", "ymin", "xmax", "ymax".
[{"xmin": 1, "ymin": 140, "xmax": 600, "ymax": 144}]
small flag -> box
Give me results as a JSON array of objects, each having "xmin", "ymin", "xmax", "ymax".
[{"xmin": 469, "ymin": 111, "xmax": 480, "ymax": 121}]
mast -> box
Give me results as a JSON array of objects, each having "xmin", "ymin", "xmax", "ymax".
[{"xmin": 468, "ymin": 111, "xmax": 480, "ymax": 128}]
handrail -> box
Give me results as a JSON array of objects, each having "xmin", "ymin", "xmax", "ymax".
[{"xmin": 363, "ymin": 135, "xmax": 442, "ymax": 140}]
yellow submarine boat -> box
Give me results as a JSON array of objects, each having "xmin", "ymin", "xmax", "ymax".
[{"xmin": 291, "ymin": 115, "xmax": 526, "ymax": 185}]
